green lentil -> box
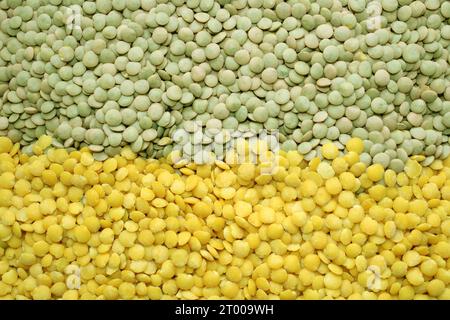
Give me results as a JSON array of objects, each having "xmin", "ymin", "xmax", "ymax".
[{"xmin": 0, "ymin": 0, "xmax": 447, "ymax": 165}]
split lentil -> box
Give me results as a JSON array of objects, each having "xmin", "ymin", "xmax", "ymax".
[{"xmin": 0, "ymin": 136, "xmax": 449, "ymax": 300}]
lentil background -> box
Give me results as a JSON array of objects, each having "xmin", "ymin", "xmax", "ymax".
[{"xmin": 0, "ymin": 0, "xmax": 449, "ymax": 300}]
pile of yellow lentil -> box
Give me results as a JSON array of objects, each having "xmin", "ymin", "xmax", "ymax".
[{"xmin": 0, "ymin": 135, "xmax": 449, "ymax": 300}]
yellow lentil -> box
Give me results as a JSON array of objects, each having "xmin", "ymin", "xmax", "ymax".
[
  {"xmin": 321, "ymin": 143, "xmax": 339, "ymax": 160},
  {"xmin": 0, "ymin": 137, "xmax": 448, "ymax": 300},
  {"xmin": 345, "ymin": 138, "xmax": 364, "ymax": 154}
]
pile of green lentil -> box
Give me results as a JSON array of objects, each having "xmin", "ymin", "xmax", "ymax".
[{"xmin": 0, "ymin": 0, "xmax": 450, "ymax": 168}]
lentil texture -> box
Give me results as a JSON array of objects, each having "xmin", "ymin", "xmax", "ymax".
[
  {"xmin": 0, "ymin": 0, "xmax": 450, "ymax": 302},
  {"xmin": 0, "ymin": 136, "xmax": 449, "ymax": 300}
]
